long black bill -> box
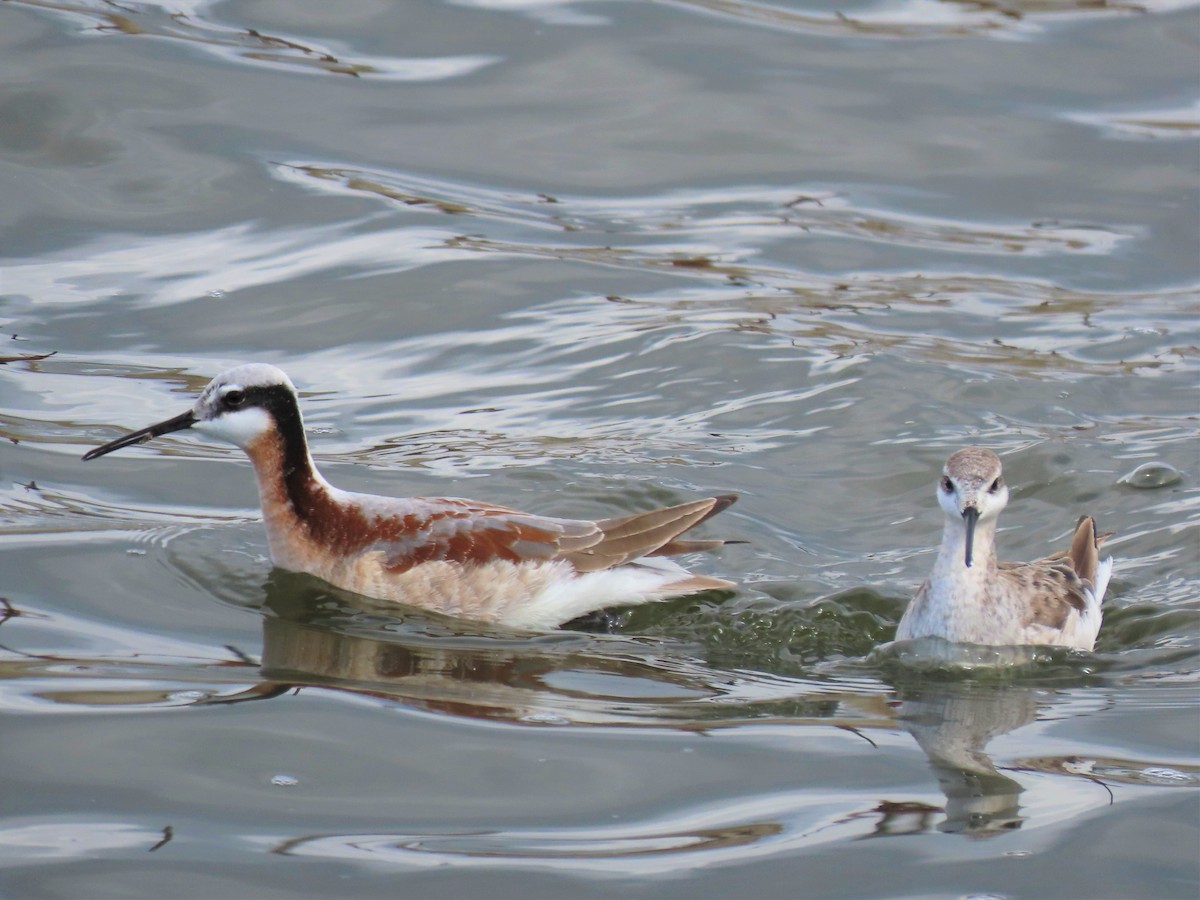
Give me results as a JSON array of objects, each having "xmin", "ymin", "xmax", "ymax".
[
  {"xmin": 962, "ymin": 506, "xmax": 979, "ymax": 568},
  {"xmin": 82, "ymin": 410, "xmax": 197, "ymax": 461}
]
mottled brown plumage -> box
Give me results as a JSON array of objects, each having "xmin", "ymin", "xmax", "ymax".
[{"xmin": 896, "ymin": 448, "xmax": 1113, "ymax": 650}]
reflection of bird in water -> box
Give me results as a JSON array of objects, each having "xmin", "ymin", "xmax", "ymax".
[
  {"xmin": 205, "ymin": 574, "xmax": 899, "ymax": 735},
  {"xmin": 896, "ymin": 683, "xmax": 1038, "ymax": 837},
  {"xmin": 82, "ymin": 363, "xmax": 737, "ymax": 629},
  {"xmin": 209, "ymin": 574, "xmax": 752, "ymax": 726},
  {"xmin": 897, "ymin": 447, "xmax": 1112, "ymax": 650}
]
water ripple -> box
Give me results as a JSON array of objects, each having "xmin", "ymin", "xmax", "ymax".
[
  {"xmin": 1067, "ymin": 100, "xmax": 1200, "ymax": 140},
  {"xmin": 10, "ymin": 0, "xmax": 499, "ymax": 80},
  {"xmin": 657, "ymin": 0, "xmax": 1192, "ymax": 39},
  {"xmin": 275, "ymin": 162, "xmax": 1137, "ymax": 257},
  {"xmin": 451, "ymin": 0, "xmax": 1184, "ymax": 37},
  {"xmin": 0, "ymin": 480, "xmax": 245, "ymax": 542}
]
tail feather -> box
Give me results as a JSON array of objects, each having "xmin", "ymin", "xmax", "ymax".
[
  {"xmin": 690, "ymin": 493, "xmax": 738, "ymax": 527},
  {"xmin": 649, "ymin": 538, "xmax": 726, "ymax": 556},
  {"xmin": 657, "ymin": 574, "xmax": 736, "ymax": 594},
  {"xmin": 567, "ymin": 495, "xmax": 738, "ymax": 573},
  {"xmin": 1090, "ymin": 555, "xmax": 1114, "ymax": 607},
  {"xmin": 594, "ymin": 497, "xmax": 720, "ymax": 541},
  {"xmin": 1062, "ymin": 515, "xmax": 1114, "ymax": 611},
  {"xmin": 1067, "ymin": 516, "xmax": 1101, "ymax": 584}
]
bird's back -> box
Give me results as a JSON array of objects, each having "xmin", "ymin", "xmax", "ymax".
[{"xmin": 996, "ymin": 516, "xmax": 1111, "ymax": 649}]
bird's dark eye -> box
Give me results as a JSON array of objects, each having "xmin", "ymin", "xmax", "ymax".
[
  {"xmin": 940, "ymin": 476, "xmax": 953, "ymax": 493},
  {"xmin": 988, "ymin": 477, "xmax": 1003, "ymax": 493},
  {"xmin": 222, "ymin": 389, "xmax": 245, "ymax": 408}
]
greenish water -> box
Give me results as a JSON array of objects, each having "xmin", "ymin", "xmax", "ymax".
[{"xmin": 1, "ymin": 0, "xmax": 1197, "ymax": 897}]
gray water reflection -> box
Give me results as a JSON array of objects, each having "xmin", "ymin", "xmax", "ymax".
[
  {"xmin": 218, "ymin": 575, "xmax": 897, "ymax": 731},
  {"xmin": 2, "ymin": 0, "xmax": 1198, "ymax": 893},
  {"xmin": 897, "ymin": 682, "xmax": 1036, "ymax": 836},
  {"xmin": 206, "ymin": 583, "xmax": 1189, "ymax": 847},
  {"xmin": 0, "ymin": 547, "xmax": 1195, "ymax": 892},
  {"xmin": 9, "ymin": 0, "xmax": 500, "ymax": 80}
]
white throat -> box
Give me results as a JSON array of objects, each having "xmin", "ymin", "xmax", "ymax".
[{"xmin": 194, "ymin": 406, "xmax": 273, "ymax": 450}]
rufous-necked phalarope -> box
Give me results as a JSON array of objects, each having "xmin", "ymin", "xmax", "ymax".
[
  {"xmin": 83, "ymin": 364, "xmax": 737, "ymax": 629},
  {"xmin": 895, "ymin": 447, "xmax": 1112, "ymax": 651}
]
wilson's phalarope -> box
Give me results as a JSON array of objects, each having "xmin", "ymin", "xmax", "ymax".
[
  {"xmin": 895, "ymin": 447, "xmax": 1112, "ymax": 650},
  {"xmin": 83, "ymin": 364, "xmax": 737, "ymax": 629}
]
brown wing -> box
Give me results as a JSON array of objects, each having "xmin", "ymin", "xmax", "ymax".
[
  {"xmin": 563, "ymin": 495, "xmax": 737, "ymax": 573},
  {"xmin": 373, "ymin": 495, "xmax": 736, "ymax": 574},
  {"xmin": 370, "ymin": 499, "xmax": 600, "ymax": 572},
  {"xmin": 1006, "ymin": 516, "xmax": 1112, "ymax": 630},
  {"xmin": 999, "ymin": 560, "xmax": 1089, "ymax": 630}
]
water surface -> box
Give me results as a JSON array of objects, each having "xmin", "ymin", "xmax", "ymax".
[{"xmin": 1, "ymin": 0, "xmax": 1197, "ymax": 897}]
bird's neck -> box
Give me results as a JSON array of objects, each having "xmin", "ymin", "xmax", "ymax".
[
  {"xmin": 241, "ymin": 425, "xmax": 349, "ymax": 569},
  {"xmin": 934, "ymin": 516, "xmax": 998, "ymax": 582}
]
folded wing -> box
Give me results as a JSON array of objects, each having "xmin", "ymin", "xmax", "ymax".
[{"xmin": 373, "ymin": 495, "xmax": 736, "ymax": 574}]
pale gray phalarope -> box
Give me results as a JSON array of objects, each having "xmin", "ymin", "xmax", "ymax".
[
  {"xmin": 895, "ymin": 447, "xmax": 1112, "ymax": 650},
  {"xmin": 83, "ymin": 364, "xmax": 737, "ymax": 629}
]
